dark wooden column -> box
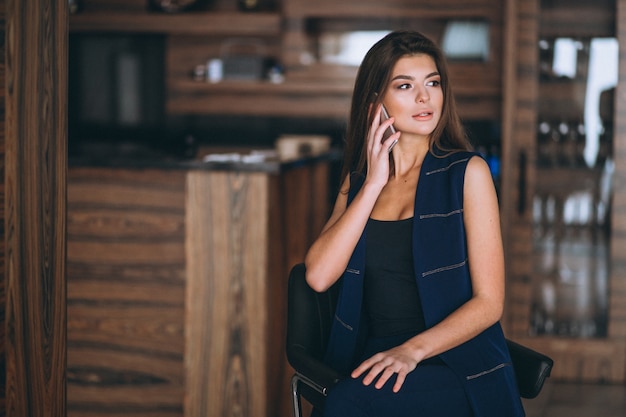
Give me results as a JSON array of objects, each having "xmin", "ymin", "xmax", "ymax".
[
  {"xmin": 4, "ymin": 0, "xmax": 68, "ymax": 416},
  {"xmin": 0, "ymin": 0, "xmax": 6, "ymax": 412}
]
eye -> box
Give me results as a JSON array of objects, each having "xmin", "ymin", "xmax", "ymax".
[
  {"xmin": 426, "ymin": 79, "xmax": 441, "ymax": 87},
  {"xmin": 397, "ymin": 83, "xmax": 412, "ymax": 90}
]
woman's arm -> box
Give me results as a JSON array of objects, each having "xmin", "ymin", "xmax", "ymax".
[
  {"xmin": 305, "ymin": 106, "xmax": 398, "ymax": 292},
  {"xmin": 304, "ymin": 174, "xmax": 385, "ymax": 292},
  {"xmin": 352, "ymin": 155, "xmax": 505, "ymax": 392}
]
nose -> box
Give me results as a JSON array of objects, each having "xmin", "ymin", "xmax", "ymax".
[{"xmin": 416, "ymin": 88, "xmax": 430, "ymax": 103}]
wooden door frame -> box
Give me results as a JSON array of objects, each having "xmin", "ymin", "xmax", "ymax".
[{"xmin": 2, "ymin": 0, "xmax": 68, "ymax": 415}]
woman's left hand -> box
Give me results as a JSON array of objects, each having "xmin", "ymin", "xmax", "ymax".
[{"xmin": 350, "ymin": 343, "xmax": 423, "ymax": 393}]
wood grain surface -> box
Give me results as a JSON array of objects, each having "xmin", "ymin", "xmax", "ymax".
[
  {"xmin": 66, "ymin": 162, "xmax": 330, "ymax": 417},
  {"xmin": 185, "ymin": 171, "xmax": 270, "ymax": 417},
  {"xmin": 67, "ymin": 168, "xmax": 187, "ymax": 416},
  {"xmin": 3, "ymin": 0, "xmax": 68, "ymax": 415},
  {"xmin": 0, "ymin": 0, "xmax": 6, "ymax": 414}
]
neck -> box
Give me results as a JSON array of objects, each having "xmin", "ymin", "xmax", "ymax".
[{"xmin": 391, "ymin": 141, "xmax": 429, "ymax": 179}]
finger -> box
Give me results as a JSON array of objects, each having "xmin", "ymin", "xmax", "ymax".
[
  {"xmin": 372, "ymin": 106, "xmax": 390, "ymax": 137},
  {"xmin": 361, "ymin": 358, "xmax": 391, "ymax": 386},
  {"xmin": 385, "ymin": 135, "xmax": 399, "ymax": 153},
  {"xmin": 374, "ymin": 367, "xmax": 396, "ymax": 389},
  {"xmin": 371, "ymin": 105, "xmax": 384, "ymax": 133},
  {"xmin": 351, "ymin": 362, "xmax": 369, "ymax": 379},
  {"xmin": 367, "ymin": 110, "xmax": 384, "ymax": 150},
  {"xmin": 392, "ymin": 372, "xmax": 407, "ymax": 393},
  {"xmin": 361, "ymin": 366, "xmax": 381, "ymax": 386},
  {"xmin": 374, "ymin": 103, "xmax": 384, "ymax": 125},
  {"xmin": 351, "ymin": 354, "xmax": 381, "ymax": 379}
]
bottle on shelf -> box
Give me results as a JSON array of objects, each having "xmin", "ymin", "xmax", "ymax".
[
  {"xmin": 148, "ymin": 0, "xmax": 201, "ymax": 13},
  {"xmin": 68, "ymin": 0, "xmax": 81, "ymax": 14},
  {"xmin": 238, "ymin": 0, "xmax": 261, "ymax": 11}
]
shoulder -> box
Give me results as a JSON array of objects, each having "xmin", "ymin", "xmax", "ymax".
[
  {"xmin": 465, "ymin": 154, "xmax": 492, "ymax": 184},
  {"xmin": 463, "ymin": 154, "xmax": 498, "ymax": 207}
]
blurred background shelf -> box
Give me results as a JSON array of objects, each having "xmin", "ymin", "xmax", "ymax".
[
  {"xmin": 166, "ymin": 79, "xmax": 353, "ymax": 118},
  {"xmin": 69, "ymin": 11, "xmax": 282, "ymax": 35}
]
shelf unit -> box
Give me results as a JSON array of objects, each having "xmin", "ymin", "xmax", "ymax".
[
  {"xmin": 70, "ymin": 0, "xmax": 506, "ymax": 120},
  {"xmin": 540, "ymin": 5, "xmax": 615, "ymax": 38},
  {"xmin": 166, "ymin": 79, "xmax": 353, "ymax": 117},
  {"xmin": 281, "ymin": 0, "xmax": 504, "ymax": 120},
  {"xmin": 284, "ymin": 0, "xmax": 497, "ymax": 18},
  {"xmin": 501, "ymin": 0, "xmax": 626, "ymax": 383},
  {"xmin": 69, "ymin": 11, "xmax": 282, "ymax": 35}
]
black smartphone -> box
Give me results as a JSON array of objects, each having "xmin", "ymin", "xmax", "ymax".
[{"xmin": 381, "ymin": 104, "xmax": 398, "ymax": 152}]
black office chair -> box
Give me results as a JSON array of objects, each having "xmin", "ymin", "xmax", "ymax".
[{"xmin": 286, "ymin": 263, "xmax": 554, "ymax": 417}]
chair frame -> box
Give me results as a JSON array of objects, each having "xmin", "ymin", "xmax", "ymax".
[{"xmin": 291, "ymin": 372, "xmax": 328, "ymax": 417}]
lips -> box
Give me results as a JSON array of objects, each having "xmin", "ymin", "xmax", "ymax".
[{"xmin": 413, "ymin": 111, "xmax": 433, "ymax": 120}]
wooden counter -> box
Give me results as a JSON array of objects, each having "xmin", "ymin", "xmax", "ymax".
[{"xmin": 66, "ymin": 155, "xmax": 332, "ymax": 417}]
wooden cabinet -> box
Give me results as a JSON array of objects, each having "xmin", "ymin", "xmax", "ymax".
[
  {"xmin": 501, "ymin": 0, "xmax": 626, "ymax": 383},
  {"xmin": 67, "ymin": 157, "xmax": 330, "ymax": 417}
]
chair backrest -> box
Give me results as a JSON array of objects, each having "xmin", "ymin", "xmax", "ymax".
[
  {"xmin": 506, "ymin": 339, "xmax": 554, "ymax": 399},
  {"xmin": 286, "ymin": 263, "xmax": 343, "ymax": 411},
  {"xmin": 286, "ymin": 263, "xmax": 340, "ymax": 365}
]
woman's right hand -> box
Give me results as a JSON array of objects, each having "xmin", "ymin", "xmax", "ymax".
[{"xmin": 366, "ymin": 105, "xmax": 400, "ymax": 189}]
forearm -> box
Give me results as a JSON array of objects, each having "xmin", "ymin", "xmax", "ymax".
[
  {"xmin": 403, "ymin": 295, "xmax": 504, "ymax": 362},
  {"xmin": 305, "ymin": 181, "xmax": 383, "ymax": 292}
]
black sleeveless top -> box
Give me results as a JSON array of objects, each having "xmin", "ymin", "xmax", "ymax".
[{"xmin": 364, "ymin": 217, "xmax": 426, "ymax": 337}]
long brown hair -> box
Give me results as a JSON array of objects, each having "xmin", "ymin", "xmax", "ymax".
[{"xmin": 341, "ymin": 30, "xmax": 472, "ymax": 181}]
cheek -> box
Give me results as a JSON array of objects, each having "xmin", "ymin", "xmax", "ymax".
[{"xmin": 434, "ymin": 91, "xmax": 444, "ymax": 111}]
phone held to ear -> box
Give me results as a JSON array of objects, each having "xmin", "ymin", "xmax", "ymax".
[{"xmin": 380, "ymin": 105, "xmax": 398, "ymax": 153}]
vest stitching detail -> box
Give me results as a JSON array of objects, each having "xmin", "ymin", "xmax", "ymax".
[
  {"xmin": 425, "ymin": 158, "xmax": 470, "ymax": 175},
  {"xmin": 334, "ymin": 314, "xmax": 354, "ymax": 331},
  {"xmin": 466, "ymin": 362, "xmax": 510, "ymax": 380},
  {"xmin": 422, "ymin": 259, "xmax": 467, "ymax": 277},
  {"xmin": 419, "ymin": 209, "xmax": 463, "ymax": 219},
  {"xmin": 346, "ymin": 268, "xmax": 360, "ymax": 275}
]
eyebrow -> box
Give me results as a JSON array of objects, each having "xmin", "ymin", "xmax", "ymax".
[{"xmin": 391, "ymin": 71, "xmax": 440, "ymax": 81}]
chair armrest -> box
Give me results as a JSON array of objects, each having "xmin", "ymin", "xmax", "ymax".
[{"xmin": 287, "ymin": 346, "xmax": 342, "ymax": 393}]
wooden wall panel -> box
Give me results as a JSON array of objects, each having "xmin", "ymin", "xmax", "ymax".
[
  {"xmin": 500, "ymin": 0, "xmax": 538, "ymax": 335},
  {"xmin": 4, "ymin": 0, "xmax": 67, "ymax": 416},
  {"xmin": 0, "ymin": 0, "xmax": 6, "ymax": 414},
  {"xmin": 67, "ymin": 168, "xmax": 187, "ymax": 416}
]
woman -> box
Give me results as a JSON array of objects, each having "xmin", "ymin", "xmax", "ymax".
[{"xmin": 304, "ymin": 31, "xmax": 525, "ymax": 416}]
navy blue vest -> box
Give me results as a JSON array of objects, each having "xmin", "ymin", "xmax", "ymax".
[{"xmin": 324, "ymin": 150, "xmax": 525, "ymax": 417}]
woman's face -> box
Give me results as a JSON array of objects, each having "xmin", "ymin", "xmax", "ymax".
[{"xmin": 381, "ymin": 54, "xmax": 443, "ymax": 141}]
